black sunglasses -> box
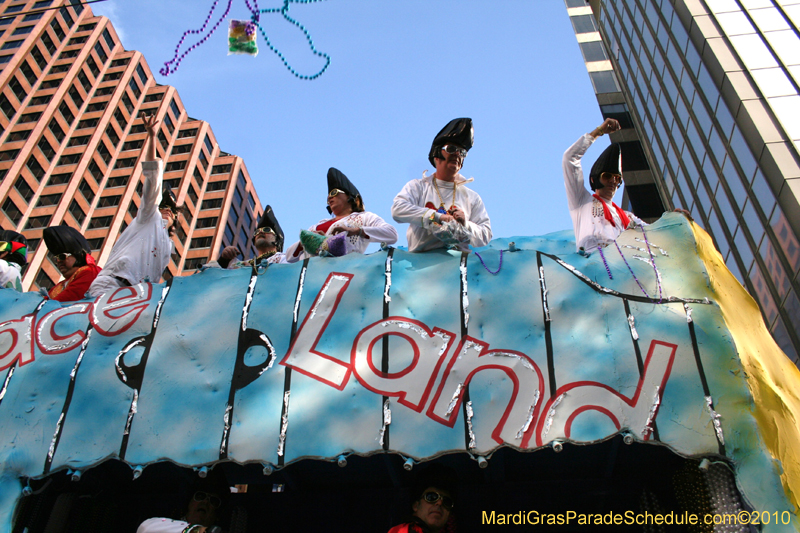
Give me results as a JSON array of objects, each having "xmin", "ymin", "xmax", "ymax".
[
  {"xmin": 193, "ymin": 491, "xmax": 222, "ymax": 508},
  {"xmin": 421, "ymin": 491, "xmax": 454, "ymax": 511},
  {"xmin": 52, "ymin": 252, "xmax": 73, "ymax": 262},
  {"xmin": 442, "ymin": 144, "xmax": 467, "ymax": 158}
]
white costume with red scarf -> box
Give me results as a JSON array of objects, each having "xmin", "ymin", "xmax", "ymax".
[{"xmin": 563, "ymin": 133, "xmax": 645, "ymax": 253}]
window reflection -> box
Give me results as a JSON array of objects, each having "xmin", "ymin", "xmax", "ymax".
[
  {"xmin": 743, "ymin": 199, "xmax": 765, "ymax": 245},
  {"xmin": 784, "ymin": 291, "xmax": 800, "ymax": 334},
  {"xmin": 770, "ymin": 209, "xmax": 800, "ymax": 271},
  {"xmin": 770, "ymin": 316, "xmax": 798, "ymax": 361},
  {"xmin": 733, "ymin": 227, "xmax": 755, "ymax": 274},
  {"xmin": 751, "ymin": 170, "xmax": 775, "ymax": 219},
  {"xmin": 759, "ymin": 236, "xmax": 790, "ymax": 299},
  {"xmin": 749, "ymin": 263, "xmax": 779, "ymax": 324},
  {"xmin": 722, "ymin": 157, "xmax": 748, "ymax": 209}
]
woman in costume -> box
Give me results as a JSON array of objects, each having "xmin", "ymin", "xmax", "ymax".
[
  {"xmin": 285, "ymin": 167, "xmax": 398, "ymax": 262},
  {"xmin": 43, "ymin": 225, "xmax": 101, "ymax": 302},
  {"xmin": 0, "ymin": 230, "xmax": 27, "ymax": 291}
]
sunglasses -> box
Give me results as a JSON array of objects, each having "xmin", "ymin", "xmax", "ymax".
[
  {"xmin": 442, "ymin": 145, "xmax": 467, "ymax": 158},
  {"xmin": 193, "ymin": 491, "xmax": 222, "ymax": 508},
  {"xmin": 52, "ymin": 252, "xmax": 73, "ymax": 262},
  {"xmin": 159, "ymin": 205, "xmax": 177, "ymax": 216},
  {"xmin": 421, "ymin": 491, "xmax": 454, "ymax": 511},
  {"xmin": 328, "ymin": 189, "xmax": 347, "ymax": 198},
  {"xmin": 254, "ymin": 227, "xmax": 276, "ymax": 237}
]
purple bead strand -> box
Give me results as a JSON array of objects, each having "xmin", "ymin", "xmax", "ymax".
[
  {"xmin": 598, "ymin": 246, "xmax": 613, "ymax": 279},
  {"xmin": 160, "ymin": 0, "xmax": 234, "ymax": 76},
  {"xmin": 474, "ymin": 250, "xmax": 503, "ymax": 275}
]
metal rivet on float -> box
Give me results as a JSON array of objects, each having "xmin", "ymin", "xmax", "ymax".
[
  {"xmin": 477, "ymin": 456, "xmax": 488, "ymax": 469},
  {"xmin": 197, "ymin": 466, "xmax": 208, "ymax": 478},
  {"xmin": 22, "ymin": 485, "xmax": 32, "ymax": 496},
  {"xmin": 337, "ymin": 455, "xmax": 347, "ymax": 468},
  {"xmin": 403, "ymin": 458, "xmax": 415, "ymax": 471},
  {"xmin": 132, "ymin": 465, "xmax": 144, "ymax": 480},
  {"xmin": 699, "ymin": 458, "xmax": 711, "ymax": 470},
  {"xmin": 70, "ymin": 470, "xmax": 82, "ymax": 482},
  {"xmin": 552, "ymin": 441, "xmax": 563, "ymax": 453},
  {"xmin": 262, "ymin": 463, "xmax": 273, "ymax": 476},
  {"xmin": 508, "ymin": 242, "xmax": 518, "ymax": 252},
  {"xmin": 623, "ymin": 433, "xmax": 634, "ymax": 445}
]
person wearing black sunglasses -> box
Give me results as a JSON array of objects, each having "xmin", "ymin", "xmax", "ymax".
[
  {"xmin": 43, "ymin": 225, "xmax": 102, "ymax": 302},
  {"xmin": 89, "ymin": 114, "xmax": 181, "ymax": 298},
  {"xmin": 284, "ymin": 167, "xmax": 398, "ymax": 261},
  {"xmin": 213, "ymin": 205, "xmax": 288, "ymax": 269},
  {"xmin": 392, "ymin": 118, "xmax": 492, "ymax": 253},
  {"xmin": 389, "ymin": 465, "xmax": 457, "ymax": 533}
]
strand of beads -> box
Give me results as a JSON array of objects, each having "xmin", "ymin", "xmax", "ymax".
[
  {"xmin": 614, "ymin": 226, "xmax": 663, "ymax": 303},
  {"xmin": 255, "ymin": 0, "xmax": 330, "ymax": 80},
  {"xmin": 160, "ymin": 0, "xmax": 234, "ymax": 76},
  {"xmin": 474, "ymin": 250, "xmax": 503, "ymax": 275},
  {"xmin": 597, "ymin": 245, "xmax": 613, "ymax": 280}
]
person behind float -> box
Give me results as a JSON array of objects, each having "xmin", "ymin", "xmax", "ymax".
[
  {"xmin": 285, "ymin": 167, "xmax": 398, "ymax": 261},
  {"xmin": 0, "ymin": 230, "xmax": 27, "ymax": 291},
  {"xmin": 88, "ymin": 113, "xmax": 181, "ymax": 297},
  {"xmin": 212, "ymin": 205, "xmax": 287, "ymax": 269},
  {"xmin": 391, "ymin": 117, "xmax": 492, "ymax": 253},
  {"xmin": 137, "ymin": 469, "xmax": 229, "ymax": 533},
  {"xmin": 563, "ymin": 117, "xmax": 646, "ymax": 255},
  {"xmin": 43, "ymin": 225, "xmax": 102, "ymax": 302},
  {"xmin": 389, "ymin": 464, "xmax": 457, "ymax": 533}
]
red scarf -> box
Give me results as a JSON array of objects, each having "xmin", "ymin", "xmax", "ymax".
[{"xmin": 592, "ymin": 193, "xmax": 630, "ymax": 228}]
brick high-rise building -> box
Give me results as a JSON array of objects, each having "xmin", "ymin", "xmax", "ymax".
[
  {"xmin": 564, "ymin": 0, "xmax": 800, "ymax": 363},
  {"xmin": 0, "ymin": 0, "xmax": 264, "ymax": 292}
]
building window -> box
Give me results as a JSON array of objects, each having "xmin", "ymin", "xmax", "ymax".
[
  {"xmin": 33, "ymin": 1, "xmax": 53, "ymax": 9},
  {"xmin": 190, "ymin": 236, "xmax": 212, "ymax": 249},
  {"xmin": 102, "ymin": 29, "xmax": 114, "ymax": 50},
  {"xmin": 26, "ymin": 156, "xmax": 45, "ymax": 180},
  {"xmin": 0, "ymin": 94, "xmax": 16, "ymax": 119},
  {"xmin": 14, "ymin": 177, "xmax": 34, "ymax": 201},
  {"xmin": 56, "ymin": 153, "xmax": 81, "ymax": 166},
  {"xmin": 110, "ymin": 57, "xmax": 129, "ymax": 67},
  {"xmin": 171, "ymin": 144, "xmax": 192, "ymax": 155},
  {"xmin": 86, "ymin": 55, "xmax": 99, "ymax": 78},
  {"xmin": 87, "ymin": 160, "xmax": 103, "ymax": 180},
  {"xmin": 49, "ymin": 173, "xmax": 70, "ymax": 185},
  {"xmin": 7, "ymin": 129, "xmax": 31, "ymax": 142},
  {"xmin": 68, "ymin": 35, "xmax": 88, "ymax": 45},
  {"xmin": 9, "ymin": 77, "xmax": 25, "ymax": 102},
  {"xmin": 12, "ymin": 26, "xmax": 33, "ymax": 36},
  {"xmin": 206, "ymin": 180, "xmax": 227, "ymax": 192},
  {"xmin": 87, "ymin": 215, "xmax": 112, "ymax": 229},
  {"xmin": 36, "ymin": 193, "xmax": 61, "ymax": 207},
  {"xmin": 212, "ymin": 164, "xmax": 232, "ymax": 175},
  {"xmin": 35, "ymin": 269, "xmax": 54, "ymax": 290},
  {"xmin": 183, "ymin": 257, "xmax": 206, "ymax": 271},
  {"xmin": 2, "ymin": 40, "xmax": 23, "ymax": 50},
  {"xmin": 4, "ymin": 4, "xmax": 24, "ymax": 13},
  {"xmin": 96, "ymin": 195, "xmax": 121, "ymax": 208},
  {"xmin": 77, "ymin": 22, "xmax": 96, "ymax": 32},
  {"xmin": 129, "ymin": 78, "xmax": 141, "ymax": 100},
  {"xmin": 201, "ymin": 198, "xmax": 223, "ymax": 210},
  {"xmin": 106, "ymin": 175, "xmax": 128, "ymax": 188},
  {"xmin": 19, "ymin": 62, "xmax": 37, "ymax": 86},
  {"xmin": 589, "ymin": 70, "xmax": 619, "ymax": 94},
  {"xmin": 106, "ymin": 125, "xmax": 120, "ymax": 147},
  {"xmin": 94, "ymin": 41, "xmax": 107, "ymax": 64},
  {"xmin": 177, "ymin": 128, "xmax": 197, "ymax": 138},
  {"xmin": 187, "ymin": 185, "xmax": 198, "ymax": 206},
  {"xmin": 224, "ymin": 223, "xmax": 234, "ymax": 243},
  {"xmin": 103, "ymin": 71, "xmax": 122, "ymax": 82},
  {"xmin": 26, "ymin": 214, "xmax": 52, "ymax": 230},
  {"xmin": 86, "ymin": 237, "xmax": 104, "ymax": 251},
  {"xmin": 2, "ymin": 198, "xmax": 22, "ymax": 225},
  {"xmin": 196, "ymin": 216, "xmax": 217, "ymax": 229},
  {"xmin": 59, "ymin": 102, "xmax": 75, "ymax": 125},
  {"xmin": 165, "ymin": 161, "xmax": 187, "ymax": 172},
  {"xmin": 79, "ymin": 179, "xmax": 95, "ymax": 202},
  {"xmin": 115, "ymin": 157, "xmax": 137, "ymax": 169},
  {"xmin": 85, "ymin": 101, "xmax": 107, "ymax": 112},
  {"xmin": 122, "ymin": 139, "xmax": 143, "ymax": 152},
  {"xmin": 68, "ymin": 199, "xmax": 85, "ymax": 225},
  {"xmin": 233, "ymin": 187, "xmax": 243, "ymax": 207},
  {"xmin": 0, "ymin": 149, "xmax": 20, "ymax": 162},
  {"xmin": 136, "ymin": 64, "xmax": 147, "ymax": 86}
]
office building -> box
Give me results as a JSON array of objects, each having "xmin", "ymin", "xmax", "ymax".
[
  {"xmin": 565, "ymin": 0, "xmax": 800, "ymax": 363},
  {"xmin": 0, "ymin": 0, "xmax": 263, "ymax": 292}
]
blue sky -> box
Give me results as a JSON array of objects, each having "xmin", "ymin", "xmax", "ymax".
[{"xmin": 92, "ymin": 0, "xmax": 616, "ymax": 251}]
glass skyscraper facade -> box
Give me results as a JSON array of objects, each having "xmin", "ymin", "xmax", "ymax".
[{"xmin": 566, "ymin": 0, "xmax": 800, "ymax": 364}]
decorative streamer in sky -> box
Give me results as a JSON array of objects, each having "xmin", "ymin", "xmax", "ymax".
[{"xmin": 160, "ymin": 0, "xmax": 330, "ymax": 80}]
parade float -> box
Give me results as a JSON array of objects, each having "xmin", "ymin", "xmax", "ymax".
[{"xmin": 1, "ymin": 213, "xmax": 799, "ymax": 531}]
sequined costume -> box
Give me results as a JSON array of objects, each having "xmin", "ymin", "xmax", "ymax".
[
  {"xmin": 49, "ymin": 263, "xmax": 102, "ymax": 302},
  {"xmin": 136, "ymin": 517, "xmax": 204, "ymax": 533},
  {"xmin": 563, "ymin": 133, "xmax": 645, "ymax": 253}
]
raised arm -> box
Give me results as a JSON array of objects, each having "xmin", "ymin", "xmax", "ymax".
[
  {"xmin": 139, "ymin": 113, "xmax": 163, "ymax": 221},
  {"xmin": 563, "ymin": 118, "xmax": 619, "ymax": 211}
]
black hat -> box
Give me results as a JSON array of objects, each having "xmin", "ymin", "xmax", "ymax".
[
  {"xmin": 0, "ymin": 230, "xmax": 28, "ymax": 266},
  {"xmin": 589, "ymin": 143, "xmax": 622, "ymax": 191},
  {"xmin": 326, "ymin": 167, "xmax": 363, "ymax": 214},
  {"xmin": 159, "ymin": 186, "xmax": 179, "ymax": 212},
  {"xmin": 43, "ymin": 225, "xmax": 90, "ymax": 266},
  {"xmin": 253, "ymin": 205, "xmax": 284, "ymax": 252},
  {"xmin": 428, "ymin": 118, "xmax": 474, "ymax": 167}
]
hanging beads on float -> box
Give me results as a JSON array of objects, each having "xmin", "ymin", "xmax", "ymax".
[{"xmin": 228, "ymin": 20, "xmax": 258, "ymax": 56}]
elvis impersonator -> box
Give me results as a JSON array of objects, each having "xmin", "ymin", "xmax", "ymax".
[
  {"xmin": 392, "ymin": 118, "xmax": 492, "ymax": 253},
  {"xmin": 563, "ymin": 117, "xmax": 645, "ymax": 254}
]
